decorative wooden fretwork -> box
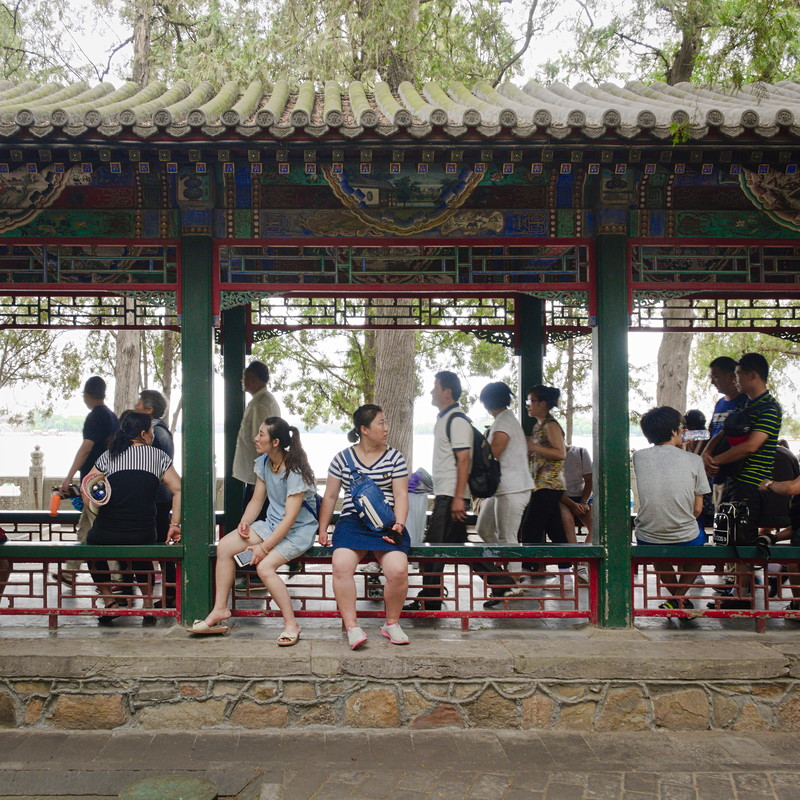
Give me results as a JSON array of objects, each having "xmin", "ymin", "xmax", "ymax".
[
  {"xmin": 243, "ymin": 294, "xmax": 515, "ymax": 332},
  {"xmin": 631, "ymin": 293, "xmax": 800, "ymax": 336},
  {"xmin": 632, "ymin": 244, "xmax": 800, "ymax": 285},
  {"xmin": 0, "ymin": 244, "xmax": 178, "ymax": 286},
  {"xmin": 219, "ymin": 244, "xmax": 589, "ymax": 286},
  {"xmin": 0, "ymin": 293, "xmax": 179, "ymax": 329}
]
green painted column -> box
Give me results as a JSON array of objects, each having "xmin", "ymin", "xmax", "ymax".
[
  {"xmin": 222, "ymin": 305, "xmax": 247, "ymax": 530},
  {"xmin": 517, "ymin": 294, "xmax": 544, "ymax": 435},
  {"xmin": 180, "ymin": 234, "xmax": 215, "ymax": 626},
  {"xmin": 592, "ymin": 233, "xmax": 632, "ymax": 628}
]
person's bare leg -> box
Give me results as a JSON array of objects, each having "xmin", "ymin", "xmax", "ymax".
[
  {"xmin": 673, "ymin": 561, "xmax": 700, "ymax": 598},
  {"xmin": 332, "ymin": 548, "xmax": 366, "ymax": 630},
  {"xmin": 255, "ymin": 550, "xmax": 299, "ymax": 636},
  {"xmin": 579, "ymin": 510, "xmax": 593, "ymax": 543},
  {"xmin": 559, "ymin": 503, "xmax": 577, "ymax": 544},
  {"xmin": 375, "ymin": 550, "xmax": 408, "ymax": 625},
  {"xmin": 203, "ymin": 529, "xmax": 261, "ymax": 627}
]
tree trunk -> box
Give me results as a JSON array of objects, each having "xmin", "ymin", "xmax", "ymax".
[
  {"xmin": 564, "ymin": 336, "xmax": 574, "ymax": 444},
  {"xmin": 656, "ymin": 300, "xmax": 694, "ymax": 411},
  {"xmin": 170, "ymin": 394, "xmax": 183, "ymax": 432},
  {"xmin": 162, "ymin": 329, "xmax": 175, "ymax": 425},
  {"xmin": 373, "ymin": 326, "xmax": 416, "ymax": 464},
  {"xmin": 113, "ymin": 330, "xmax": 141, "ymax": 416},
  {"xmin": 656, "ymin": 36, "xmax": 698, "ymax": 413},
  {"xmin": 132, "ymin": 0, "xmax": 153, "ymax": 86}
]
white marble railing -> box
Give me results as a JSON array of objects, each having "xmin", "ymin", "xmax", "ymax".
[{"xmin": 0, "ymin": 447, "xmax": 226, "ymax": 510}]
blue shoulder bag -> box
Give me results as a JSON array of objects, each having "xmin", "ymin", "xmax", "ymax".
[{"xmin": 342, "ymin": 448, "xmax": 399, "ymax": 541}]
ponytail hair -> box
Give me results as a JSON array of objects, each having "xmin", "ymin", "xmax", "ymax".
[
  {"xmin": 264, "ymin": 417, "xmax": 315, "ymax": 486},
  {"xmin": 109, "ymin": 411, "xmax": 152, "ymax": 458},
  {"xmin": 528, "ymin": 385, "xmax": 561, "ymax": 410},
  {"xmin": 347, "ymin": 404, "xmax": 383, "ymax": 443}
]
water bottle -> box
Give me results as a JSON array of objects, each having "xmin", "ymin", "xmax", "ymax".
[{"xmin": 49, "ymin": 488, "xmax": 61, "ymax": 517}]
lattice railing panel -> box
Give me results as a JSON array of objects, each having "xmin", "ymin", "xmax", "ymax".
[
  {"xmin": 632, "ymin": 245, "xmax": 800, "ymax": 285},
  {"xmin": 244, "ymin": 294, "xmax": 516, "ymax": 331},
  {"xmin": 0, "ymin": 244, "xmax": 178, "ymax": 285},
  {"xmin": 542, "ymin": 293, "xmax": 592, "ymax": 336},
  {"xmin": 220, "ymin": 244, "xmax": 590, "ymax": 285},
  {"xmin": 0, "ymin": 293, "xmax": 179, "ymax": 329},
  {"xmin": 631, "ymin": 294, "xmax": 800, "ymax": 337}
]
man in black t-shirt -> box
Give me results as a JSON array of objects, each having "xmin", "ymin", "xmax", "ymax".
[{"xmin": 58, "ymin": 377, "xmax": 120, "ymax": 581}]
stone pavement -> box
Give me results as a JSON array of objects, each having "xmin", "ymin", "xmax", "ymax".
[{"xmin": 1, "ymin": 729, "xmax": 800, "ymax": 800}]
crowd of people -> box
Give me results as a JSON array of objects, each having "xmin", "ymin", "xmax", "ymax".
[
  {"xmin": 632, "ymin": 352, "xmax": 799, "ymax": 613},
  {"xmin": 49, "ymin": 349, "xmax": 799, "ymax": 645}
]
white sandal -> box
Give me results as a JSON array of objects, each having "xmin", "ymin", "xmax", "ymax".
[
  {"xmin": 380, "ymin": 622, "xmax": 409, "ymax": 645},
  {"xmin": 347, "ymin": 626, "xmax": 368, "ymax": 650}
]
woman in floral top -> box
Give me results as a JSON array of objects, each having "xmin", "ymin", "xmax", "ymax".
[{"xmin": 519, "ymin": 385, "xmax": 569, "ymax": 567}]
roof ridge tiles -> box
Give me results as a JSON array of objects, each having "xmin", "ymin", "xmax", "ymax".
[
  {"xmin": 55, "ymin": 81, "xmax": 140, "ymax": 121},
  {"xmin": 0, "ymin": 80, "xmax": 37, "ymax": 103},
  {"xmin": 17, "ymin": 82, "xmax": 117, "ymax": 126},
  {"xmin": 0, "ymin": 76, "xmax": 798, "ymax": 141},
  {"xmin": 495, "ymin": 83, "xmax": 552, "ymax": 126},
  {"xmin": 256, "ymin": 80, "xmax": 289, "ymax": 127},
  {"xmin": 118, "ymin": 81, "xmax": 190, "ymax": 126},
  {"xmin": 188, "ymin": 80, "xmax": 240, "ymax": 126},
  {"xmin": 12, "ymin": 81, "xmax": 93, "ymax": 112},
  {"xmin": 0, "ymin": 82, "xmax": 64, "ymax": 112},
  {"xmin": 223, "ymin": 79, "xmax": 263, "ymax": 125},
  {"xmin": 323, "ymin": 80, "xmax": 344, "ymax": 127},
  {"xmin": 423, "ymin": 81, "xmax": 479, "ymax": 125},
  {"xmin": 448, "ymin": 81, "xmax": 515, "ymax": 126},
  {"xmin": 398, "ymin": 81, "xmax": 447, "ymax": 126},
  {"xmin": 291, "ymin": 80, "xmax": 316, "ymax": 126},
  {"xmin": 154, "ymin": 81, "xmax": 215, "ymax": 127},
  {"xmin": 348, "ymin": 81, "xmax": 378, "ymax": 127},
  {"xmin": 373, "ymin": 82, "xmax": 411, "ymax": 126},
  {"xmin": 472, "ymin": 80, "xmax": 530, "ymax": 125}
]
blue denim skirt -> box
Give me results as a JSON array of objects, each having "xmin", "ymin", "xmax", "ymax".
[{"xmin": 332, "ymin": 514, "xmax": 410, "ymax": 554}]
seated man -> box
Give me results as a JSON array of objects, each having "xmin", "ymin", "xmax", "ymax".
[{"xmin": 633, "ymin": 406, "xmax": 710, "ymax": 611}]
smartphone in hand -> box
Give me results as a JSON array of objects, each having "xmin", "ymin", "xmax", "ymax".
[{"xmin": 234, "ymin": 549, "xmax": 254, "ymax": 568}]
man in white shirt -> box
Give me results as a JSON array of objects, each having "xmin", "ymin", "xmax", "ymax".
[
  {"xmin": 634, "ymin": 406, "xmax": 710, "ymax": 612},
  {"xmin": 232, "ymin": 361, "xmax": 280, "ymax": 518},
  {"xmin": 404, "ymin": 371, "xmax": 514, "ymax": 611}
]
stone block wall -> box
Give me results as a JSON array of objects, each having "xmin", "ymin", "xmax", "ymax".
[
  {"xmin": 0, "ymin": 631, "xmax": 799, "ymax": 732},
  {"xmin": 2, "ymin": 674, "xmax": 799, "ymax": 732}
]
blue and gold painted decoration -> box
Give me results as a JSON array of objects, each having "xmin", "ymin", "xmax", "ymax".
[
  {"xmin": 0, "ymin": 165, "xmax": 76, "ymax": 234},
  {"xmin": 738, "ymin": 167, "xmax": 800, "ymax": 232},
  {"xmin": 321, "ymin": 161, "xmax": 483, "ymax": 235}
]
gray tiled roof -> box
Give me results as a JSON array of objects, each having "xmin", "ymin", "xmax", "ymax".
[{"xmin": 0, "ymin": 77, "xmax": 798, "ymax": 141}]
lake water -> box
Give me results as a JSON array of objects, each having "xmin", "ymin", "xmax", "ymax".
[{"xmin": 0, "ymin": 429, "xmax": 650, "ymax": 481}]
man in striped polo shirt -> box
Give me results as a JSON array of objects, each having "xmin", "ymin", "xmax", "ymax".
[{"xmin": 702, "ymin": 352, "xmax": 782, "ymax": 544}]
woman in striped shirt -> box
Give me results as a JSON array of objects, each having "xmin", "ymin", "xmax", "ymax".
[
  {"xmin": 84, "ymin": 411, "xmax": 182, "ymax": 625},
  {"xmin": 318, "ymin": 404, "xmax": 410, "ymax": 649}
]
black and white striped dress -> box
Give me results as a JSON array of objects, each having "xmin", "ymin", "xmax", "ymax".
[{"xmin": 88, "ymin": 445, "xmax": 172, "ymax": 545}]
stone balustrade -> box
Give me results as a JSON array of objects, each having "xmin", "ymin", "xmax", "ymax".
[{"xmin": 0, "ymin": 445, "xmax": 227, "ymax": 510}]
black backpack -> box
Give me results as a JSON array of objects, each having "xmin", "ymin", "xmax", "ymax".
[{"xmin": 445, "ymin": 411, "xmax": 501, "ymax": 498}]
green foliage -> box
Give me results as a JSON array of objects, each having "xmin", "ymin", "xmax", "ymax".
[
  {"xmin": 0, "ymin": 0, "xmax": 98, "ymax": 81},
  {"xmin": 80, "ymin": 0, "xmax": 548, "ymax": 88},
  {"xmin": 688, "ymin": 331, "xmax": 800, "ymax": 417},
  {"xmin": 554, "ymin": 0, "xmax": 800, "ymax": 87},
  {"xmin": 252, "ymin": 321, "xmax": 514, "ymax": 431},
  {"xmin": 669, "ymin": 119, "xmax": 692, "ymax": 144},
  {"xmin": 0, "ymin": 327, "xmax": 82, "ymax": 418}
]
